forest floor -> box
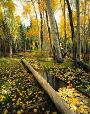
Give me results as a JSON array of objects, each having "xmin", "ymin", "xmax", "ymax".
[
  {"xmin": 18, "ymin": 51, "xmax": 90, "ymax": 114},
  {"xmin": 0, "ymin": 51, "xmax": 90, "ymax": 114},
  {"xmin": 0, "ymin": 58, "xmax": 58, "ymax": 114},
  {"xmin": 26, "ymin": 57, "xmax": 90, "ymax": 114}
]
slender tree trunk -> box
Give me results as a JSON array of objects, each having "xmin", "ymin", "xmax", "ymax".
[
  {"xmin": 76, "ymin": 0, "xmax": 81, "ymax": 60},
  {"xmin": 65, "ymin": 0, "xmax": 77, "ymax": 60},
  {"xmin": 46, "ymin": 0, "xmax": 62, "ymax": 62},
  {"xmin": 40, "ymin": 12, "xmax": 43, "ymax": 50},
  {"xmin": 64, "ymin": 0, "xmax": 67, "ymax": 53},
  {"xmin": 45, "ymin": 9, "xmax": 52, "ymax": 55},
  {"xmin": 83, "ymin": 0, "xmax": 87, "ymax": 53},
  {"xmin": 10, "ymin": 41, "xmax": 12, "ymax": 57},
  {"xmin": 38, "ymin": 0, "xmax": 44, "ymax": 51},
  {"xmin": 0, "ymin": 39, "xmax": 1, "ymax": 56},
  {"xmin": 31, "ymin": 0, "xmax": 38, "ymax": 21},
  {"xmin": 60, "ymin": 0, "xmax": 67, "ymax": 53},
  {"xmin": 88, "ymin": 19, "xmax": 90, "ymax": 37},
  {"xmin": 31, "ymin": 0, "xmax": 41, "ymax": 51},
  {"xmin": 25, "ymin": 41, "xmax": 26, "ymax": 51}
]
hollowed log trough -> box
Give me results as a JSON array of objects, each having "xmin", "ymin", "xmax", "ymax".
[{"xmin": 21, "ymin": 59, "xmax": 76, "ymax": 114}]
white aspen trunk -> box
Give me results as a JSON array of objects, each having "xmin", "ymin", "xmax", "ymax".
[
  {"xmin": 31, "ymin": 0, "xmax": 41, "ymax": 51},
  {"xmin": 46, "ymin": 0, "xmax": 62, "ymax": 62}
]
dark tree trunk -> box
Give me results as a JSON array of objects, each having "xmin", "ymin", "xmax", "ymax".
[
  {"xmin": 65, "ymin": 0, "xmax": 77, "ymax": 60},
  {"xmin": 76, "ymin": 0, "xmax": 81, "ymax": 60},
  {"xmin": 40, "ymin": 12, "xmax": 43, "ymax": 50}
]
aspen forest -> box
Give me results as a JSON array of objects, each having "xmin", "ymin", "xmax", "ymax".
[{"xmin": 0, "ymin": 0, "xmax": 90, "ymax": 114}]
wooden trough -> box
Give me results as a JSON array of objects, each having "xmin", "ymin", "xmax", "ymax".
[{"xmin": 21, "ymin": 59, "xmax": 76, "ymax": 114}]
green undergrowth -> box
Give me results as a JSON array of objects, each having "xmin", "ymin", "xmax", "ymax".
[{"xmin": 0, "ymin": 58, "xmax": 9, "ymax": 64}]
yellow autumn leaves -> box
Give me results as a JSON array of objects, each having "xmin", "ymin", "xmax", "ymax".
[
  {"xmin": 38, "ymin": 0, "xmax": 59, "ymax": 12},
  {"xmin": 0, "ymin": 6, "xmax": 3, "ymax": 21},
  {"xmin": 58, "ymin": 87, "xmax": 90, "ymax": 113},
  {"xmin": 23, "ymin": 3, "xmax": 31, "ymax": 16},
  {"xmin": 0, "ymin": 95, "xmax": 5, "ymax": 102},
  {"xmin": 38, "ymin": 0, "xmax": 46, "ymax": 13},
  {"xmin": 27, "ymin": 19, "xmax": 39, "ymax": 37},
  {"xmin": 3, "ymin": 0, "xmax": 15, "ymax": 12}
]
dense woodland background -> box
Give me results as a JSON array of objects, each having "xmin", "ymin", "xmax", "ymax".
[{"xmin": 0, "ymin": 0, "xmax": 90, "ymax": 63}]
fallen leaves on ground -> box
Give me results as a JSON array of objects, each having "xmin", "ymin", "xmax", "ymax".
[
  {"xmin": 30, "ymin": 58, "xmax": 90, "ymax": 96},
  {"xmin": 0, "ymin": 58, "xmax": 57, "ymax": 113},
  {"xmin": 58, "ymin": 87, "xmax": 90, "ymax": 114},
  {"xmin": 27, "ymin": 57, "xmax": 90, "ymax": 114}
]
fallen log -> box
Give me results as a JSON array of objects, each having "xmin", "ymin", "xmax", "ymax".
[
  {"xmin": 21, "ymin": 59, "xmax": 76, "ymax": 114},
  {"xmin": 75, "ymin": 59, "xmax": 90, "ymax": 72}
]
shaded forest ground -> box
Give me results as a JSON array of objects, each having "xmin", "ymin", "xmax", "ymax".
[
  {"xmin": 0, "ymin": 58, "xmax": 58, "ymax": 114},
  {"xmin": 14, "ymin": 51, "xmax": 90, "ymax": 113},
  {"xmin": 0, "ymin": 51, "xmax": 90, "ymax": 114},
  {"xmin": 19, "ymin": 51, "xmax": 90, "ymax": 113},
  {"xmin": 13, "ymin": 51, "xmax": 90, "ymax": 96}
]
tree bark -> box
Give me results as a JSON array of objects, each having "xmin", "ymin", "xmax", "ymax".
[
  {"xmin": 40, "ymin": 12, "xmax": 43, "ymax": 50},
  {"xmin": 31, "ymin": 0, "xmax": 41, "ymax": 51},
  {"xmin": 10, "ymin": 41, "xmax": 12, "ymax": 57},
  {"xmin": 65, "ymin": 0, "xmax": 77, "ymax": 60},
  {"xmin": 60, "ymin": 0, "xmax": 67, "ymax": 53},
  {"xmin": 45, "ymin": 9, "xmax": 52, "ymax": 55},
  {"xmin": 76, "ymin": 0, "xmax": 81, "ymax": 60},
  {"xmin": 64, "ymin": 0, "xmax": 67, "ymax": 53},
  {"xmin": 38, "ymin": 0, "xmax": 44, "ymax": 51},
  {"xmin": 24, "ymin": 40, "xmax": 26, "ymax": 57},
  {"xmin": 0, "ymin": 39, "xmax": 2, "ymax": 56},
  {"xmin": 46, "ymin": 0, "xmax": 62, "ymax": 62}
]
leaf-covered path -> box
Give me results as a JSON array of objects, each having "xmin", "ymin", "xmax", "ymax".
[{"xmin": 0, "ymin": 58, "xmax": 57, "ymax": 114}]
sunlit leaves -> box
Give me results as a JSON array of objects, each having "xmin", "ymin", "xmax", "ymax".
[
  {"xmin": 0, "ymin": 27, "xmax": 4, "ymax": 37},
  {"xmin": 23, "ymin": 3, "xmax": 31, "ymax": 17},
  {"xmin": 3, "ymin": 109, "xmax": 8, "ymax": 114},
  {"xmin": 0, "ymin": 95, "xmax": 5, "ymax": 102},
  {"xmin": 32, "ymin": 19, "xmax": 38, "ymax": 26},
  {"xmin": 60, "ymin": 15, "xmax": 65, "ymax": 38},
  {"xmin": 80, "ymin": 15, "xmax": 89, "ymax": 26},
  {"xmin": 27, "ymin": 19, "xmax": 39, "ymax": 37},
  {"xmin": 12, "ymin": 16, "xmax": 21, "ymax": 40},
  {"xmin": 27, "ymin": 28, "xmax": 39, "ymax": 37},
  {"xmin": 0, "ymin": 7, "xmax": 3, "ymax": 21},
  {"xmin": 72, "ymin": 11, "xmax": 77, "ymax": 26},
  {"xmin": 59, "ymin": 15, "xmax": 71, "ymax": 42},
  {"xmin": 38, "ymin": 0, "xmax": 46, "ymax": 13},
  {"xmin": 52, "ymin": 0, "xmax": 59, "ymax": 11},
  {"xmin": 3, "ymin": 0, "xmax": 15, "ymax": 12},
  {"xmin": 58, "ymin": 87, "xmax": 90, "ymax": 113}
]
